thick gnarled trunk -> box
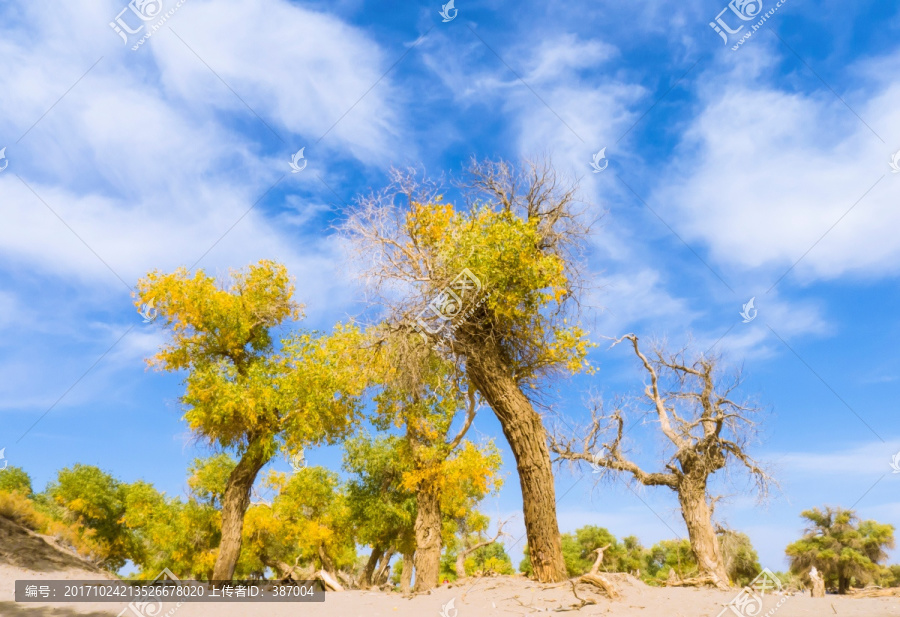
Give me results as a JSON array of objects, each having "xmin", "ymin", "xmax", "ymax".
[
  {"xmin": 212, "ymin": 438, "xmax": 270, "ymax": 581},
  {"xmin": 412, "ymin": 479, "xmax": 442, "ymax": 591},
  {"xmin": 677, "ymin": 480, "xmax": 729, "ymax": 588},
  {"xmin": 465, "ymin": 339, "xmax": 567, "ymax": 583}
]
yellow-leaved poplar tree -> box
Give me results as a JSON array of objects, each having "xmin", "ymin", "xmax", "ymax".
[
  {"xmin": 136, "ymin": 260, "xmax": 367, "ymax": 580},
  {"xmin": 345, "ymin": 159, "xmax": 594, "ymax": 582},
  {"xmin": 369, "ymin": 330, "xmax": 502, "ymax": 591}
]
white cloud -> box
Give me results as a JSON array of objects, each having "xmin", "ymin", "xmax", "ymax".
[
  {"xmin": 0, "ymin": 0, "xmax": 403, "ymax": 299},
  {"xmin": 151, "ymin": 0, "xmax": 404, "ymax": 160},
  {"xmin": 655, "ymin": 46, "xmax": 900, "ymax": 282},
  {"xmin": 585, "ymin": 268, "xmax": 699, "ymax": 338},
  {"xmin": 770, "ymin": 438, "xmax": 900, "ymax": 476},
  {"xmin": 0, "ymin": 0, "xmax": 403, "ymax": 412}
]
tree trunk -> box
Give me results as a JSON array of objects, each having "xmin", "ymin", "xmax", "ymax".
[
  {"xmin": 838, "ymin": 573, "xmax": 849, "ymax": 594},
  {"xmin": 676, "ymin": 481, "xmax": 729, "ymax": 588},
  {"xmin": 359, "ymin": 545, "xmax": 384, "ymax": 589},
  {"xmin": 412, "ymin": 478, "xmax": 442, "ymax": 591},
  {"xmin": 465, "ymin": 342, "xmax": 567, "ymax": 583},
  {"xmin": 212, "ymin": 437, "xmax": 270, "ymax": 581},
  {"xmin": 809, "ymin": 567, "xmax": 825, "ymax": 597},
  {"xmin": 375, "ymin": 549, "xmax": 395, "ymax": 585},
  {"xmin": 401, "ymin": 552, "xmax": 414, "ymax": 593},
  {"xmin": 455, "ymin": 551, "xmax": 467, "ymax": 579},
  {"xmin": 318, "ymin": 544, "xmax": 335, "ymax": 575}
]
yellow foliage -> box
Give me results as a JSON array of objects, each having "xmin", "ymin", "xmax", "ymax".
[
  {"xmin": 135, "ymin": 261, "xmax": 369, "ymax": 453},
  {"xmin": 398, "ymin": 200, "xmax": 595, "ymax": 380},
  {"xmin": 0, "ymin": 490, "xmax": 45, "ymax": 530}
]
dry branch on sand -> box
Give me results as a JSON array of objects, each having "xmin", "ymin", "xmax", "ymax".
[{"xmin": 575, "ymin": 544, "xmax": 620, "ymax": 600}]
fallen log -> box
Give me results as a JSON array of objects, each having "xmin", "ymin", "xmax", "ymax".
[
  {"xmin": 665, "ymin": 574, "xmax": 721, "ymax": 588},
  {"xmin": 316, "ymin": 569, "xmax": 344, "ymax": 591}
]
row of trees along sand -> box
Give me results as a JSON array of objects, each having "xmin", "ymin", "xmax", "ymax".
[
  {"xmin": 123, "ymin": 158, "xmax": 893, "ymax": 590},
  {"xmin": 2, "ymin": 463, "xmax": 898, "ymax": 593}
]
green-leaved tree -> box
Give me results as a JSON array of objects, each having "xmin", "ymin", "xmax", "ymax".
[{"xmin": 786, "ymin": 507, "xmax": 895, "ymax": 593}]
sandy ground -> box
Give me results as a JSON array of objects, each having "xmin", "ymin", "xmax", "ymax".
[
  {"xmin": 2, "ymin": 517, "xmax": 898, "ymax": 617},
  {"xmin": 2, "ymin": 571, "xmax": 898, "ymax": 617}
]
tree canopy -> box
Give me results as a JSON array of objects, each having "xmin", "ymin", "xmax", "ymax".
[{"xmin": 786, "ymin": 506, "xmax": 896, "ymax": 593}]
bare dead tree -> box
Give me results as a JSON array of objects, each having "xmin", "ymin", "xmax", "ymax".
[
  {"xmin": 343, "ymin": 158, "xmax": 595, "ymax": 583},
  {"xmin": 550, "ymin": 334, "xmax": 773, "ymax": 589}
]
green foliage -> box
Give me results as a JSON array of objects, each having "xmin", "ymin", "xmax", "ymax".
[
  {"xmin": 240, "ymin": 467, "xmax": 357, "ymax": 577},
  {"xmin": 120, "ymin": 476, "xmax": 221, "ymax": 580},
  {"xmin": 719, "ymin": 530, "xmax": 761, "ymax": 587},
  {"xmin": 559, "ymin": 526, "xmax": 618, "ymax": 576},
  {"xmin": 187, "ymin": 454, "xmax": 236, "ymax": 509},
  {"xmin": 519, "ymin": 546, "xmax": 533, "ymax": 577},
  {"xmin": 440, "ymin": 552, "xmax": 458, "ymax": 581},
  {"xmin": 612, "ymin": 535, "xmax": 648, "ymax": 575},
  {"xmin": 524, "ymin": 527, "xmax": 761, "ymax": 586},
  {"xmin": 45, "ymin": 464, "xmax": 135, "ymax": 570},
  {"xmin": 464, "ymin": 542, "xmax": 514, "ymax": 576},
  {"xmin": 0, "ymin": 466, "xmax": 33, "ymax": 496},
  {"xmin": 880, "ymin": 564, "xmax": 900, "ymax": 588},
  {"xmin": 786, "ymin": 506, "xmax": 896, "ymax": 593},
  {"xmin": 523, "ymin": 527, "xmax": 656, "ymax": 581},
  {"xmin": 343, "ymin": 434, "xmax": 417, "ymax": 557},
  {"xmin": 645, "ymin": 539, "xmax": 697, "ymax": 582}
]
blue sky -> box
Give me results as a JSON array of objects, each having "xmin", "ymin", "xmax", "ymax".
[{"xmin": 1, "ymin": 0, "xmax": 898, "ymax": 574}]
